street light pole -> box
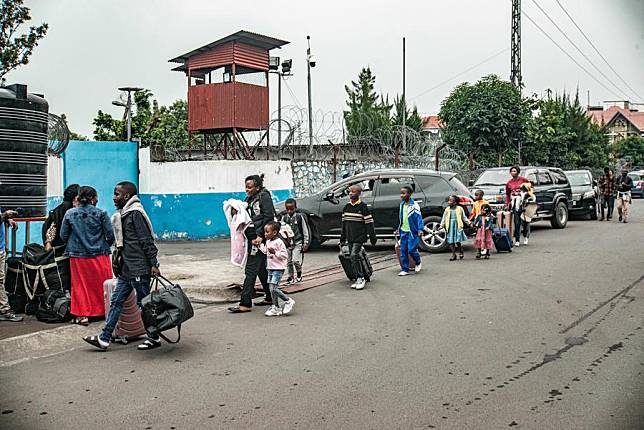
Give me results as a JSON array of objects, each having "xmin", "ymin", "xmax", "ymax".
[
  {"xmin": 278, "ymin": 73, "xmax": 282, "ymax": 147},
  {"xmin": 306, "ymin": 35, "xmax": 314, "ymax": 148},
  {"xmin": 114, "ymin": 87, "xmax": 142, "ymax": 142}
]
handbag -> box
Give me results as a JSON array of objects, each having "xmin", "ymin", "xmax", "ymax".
[
  {"xmin": 112, "ymin": 247, "xmax": 124, "ymax": 277},
  {"xmin": 141, "ymin": 276, "xmax": 194, "ymax": 344}
]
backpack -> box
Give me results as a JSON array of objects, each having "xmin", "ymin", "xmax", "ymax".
[
  {"xmin": 278, "ymin": 222, "xmax": 295, "ymax": 249},
  {"xmin": 35, "ymin": 289, "xmax": 72, "ymax": 323}
]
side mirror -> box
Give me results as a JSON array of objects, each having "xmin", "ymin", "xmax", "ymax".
[
  {"xmin": 324, "ymin": 191, "xmax": 335, "ymax": 201},
  {"xmin": 592, "ymin": 180, "xmax": 598, "ymax": 187},
  {"xmin": 468, "ymin": 180, "xmax": 474, "ymax": 187}
]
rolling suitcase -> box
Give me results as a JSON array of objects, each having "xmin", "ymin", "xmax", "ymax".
[
  {"xmin": 339, "ymin": 245, "xmax": 373, "ymax": 282},
  {"xmin": 103, "ymin": 279, "xmax": 146, "ymax": 344},
  {"xmin": 492, "ymin": 227, "xmax": 513, "ymax": 253},
  {"xmin": 496, "ymin": 210, "xmax": 514, "ymax": 240}
]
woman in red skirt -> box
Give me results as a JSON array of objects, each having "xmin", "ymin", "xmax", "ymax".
[{"xmin": 60, "ymin": 186, "xmax": 115, "ymax": 325}]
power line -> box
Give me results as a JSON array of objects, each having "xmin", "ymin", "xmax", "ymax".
[
  {"xmin": 282, "ymin": 78, "xmax": 303, "ymax": 110},
  {"xmin": 530, "ymin": 0, "xmax": 631, "ymax": 100},
  {"xmin": 554, "ymin": 0, "xmax": 643, "ymax": 101},
  {"xmin": 410, "ymin": 47, "xmax": 509, "ymax": 100},
  {"xmin": 522, "ymin": 11, "xmax": 623, "ymax": 99}
]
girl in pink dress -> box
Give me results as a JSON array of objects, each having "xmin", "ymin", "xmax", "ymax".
[{"xmin": 474, "ymin": 204, "xmax": 495, "ymax": 259}]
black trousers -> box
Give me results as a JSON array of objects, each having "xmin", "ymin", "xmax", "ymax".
[
  {"xmin": 239, "ymin": 240, "xmax": 271, "ymax": 308},
  {"xmin": 601, "ymin": 195, "xmax": 615, "ymax": 219}
]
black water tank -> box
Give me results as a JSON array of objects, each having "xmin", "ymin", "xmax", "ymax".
[{"xmin": 0, "ymin": 84, "xmax": 49, "ymax": 218}]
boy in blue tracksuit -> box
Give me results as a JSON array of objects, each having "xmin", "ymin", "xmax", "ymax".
[{"xmin": 397, "ymin": 186, "xmax": 424, "ymax": 276}]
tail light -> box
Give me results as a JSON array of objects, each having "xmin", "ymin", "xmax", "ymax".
[{"xmin": 458, "ymin": 196, "xmax": 473, "ymax": 205}]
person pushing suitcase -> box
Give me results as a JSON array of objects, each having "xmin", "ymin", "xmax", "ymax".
[{"xmin": 340, "ymin": 185, "xmax": 377, "ymax": 290}]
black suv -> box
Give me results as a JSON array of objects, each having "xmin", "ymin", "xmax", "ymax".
[
  {"xmin": 278, "ymin": 169, "xmax": 475, "ymax": 253},
  {"xmin": 564, "ymin": 170, "xmax": 599, "ymax": 219},
  {"xmin": 470, "ymin": 166, "xmax": 573, "ymax": 229}
]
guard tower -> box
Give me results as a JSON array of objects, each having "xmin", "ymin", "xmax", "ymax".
[{"xmin": 170, "ymin": 30, "xmax": 289, "ymax": 159}]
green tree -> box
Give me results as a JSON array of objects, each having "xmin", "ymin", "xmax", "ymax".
[
  {"xmin": 613, "ymin": 135, "xmax": 644, "ymax": 166},
  {"xmin": 343, "ymin": 67, "xmax": 392, "ymax": 146},
  {"xmin": 439, "ymin": 75, "xmax": 529, "ymax": 169},
  {"xmin": 524, "ymin": 92, "xmax": 609, "ymax": 169},
  {"xmin": 391, "ymin": 95, "xmax": 423, "ymax": 132},
  {"xmin": 0, "ymin": 0, "xmax": 48, "ymax": 84}
]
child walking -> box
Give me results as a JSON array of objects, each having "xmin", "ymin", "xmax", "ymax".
[
  {"xmin": 282, "ymin": 198, "xmax": 310, "ymax": 285},
  {"xmin": 473, "ymin": 204, "xmax": 494, "ymax": 259},
  {"xmin": 261, "ymin": 222, "xmax": 295, "ymax": 317},
  {"xmin": 441, "ymin": 195, "xmax": 470, "ymax": 261},
  {"xmin": 469, "ymin": 189, "xmax": 489, "ymax": 221},
  {"xmin": 340, "ymin": 184, "xmax": 377, "ymax": 290},
  {"xmin": 397, "ymin": 185, "xmax": 424, "ymax": 276}
]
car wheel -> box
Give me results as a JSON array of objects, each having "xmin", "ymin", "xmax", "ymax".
[
  {"xmin": 419, "ymin": 216, "xmax": 448, "ymax": 253},
  {"xmin": 589, "ymin": 198, "xmax": 598, "ymax": 220},
  {"xmin": 550, "ymin": 201, "xmax": 568, "ymax": 229}
]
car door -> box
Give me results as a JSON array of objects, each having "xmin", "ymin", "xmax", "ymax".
[
  {"xmin": 317, "ymin": 176, "xmax": 377, "ymax": 239},
  {"xmin": 536, "ymin": 170, "xmax": 555, "ymax": 213},
  {"xmin": 371, "ymin": 176, "xmax": 423, "ymax": 236}
]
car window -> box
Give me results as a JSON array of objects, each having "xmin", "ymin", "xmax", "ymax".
[
  {"xmin": 628, "ymin": 174, "xmax": 640, "ymax": 181},
  {"xmin": 525, "ymin": 170, "xmax": 537, "ymax": 184},
  {"xmin": 427, "ymin": 178, "xmax": 453, "ymax": 195},
  {"xmin": 416, "ymin": 175, "xmax": 442, "ymax": 190},
  {"xmin": 551, "ymin": 170, "xmax": 569, "ymax": 185},
  {"xmin": 474, "ymin": 170, "xmax": 510, "ymax": 186},
  {"xmin": 537, "ymin": 171, "xmax": 553, "ymax": 185},
  {"xmin": 377, "ymin": 177, "xmax": 416, "ymax": 197},
  {"xmin": 448, "ymin": 176, "xmax": 472, "ymax": 195},
  {"xmin": 334, "ymin": 178, "xmax": 375, "ymax": 198}
]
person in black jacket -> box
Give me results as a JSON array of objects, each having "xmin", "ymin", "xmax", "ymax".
[
  {"xmin": 616, "ymin": 168, "xmax": 634, "ymax": 223},
  {"xmin": 228, "ymin": 174, "xmax": 275, "ymax": 313},
  {"xmin": 340, "ymin": 185, "xmax": 377, "ymax": 290},
  {"xmin": 42, "ymin": 184, "xmax": 80, "ymax": 252},
  {"xmin": 83, "ymin": 181, "xmax": 162, "ymax": 351}
]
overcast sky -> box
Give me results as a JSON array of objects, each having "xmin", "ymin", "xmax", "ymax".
[{"xmin": 7, "ymin": 0, "xmax": 644, "ymax": 137}]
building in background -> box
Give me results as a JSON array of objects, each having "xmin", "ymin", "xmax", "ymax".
[
  {"xmin": 586, "ymin": 101, "xmax": 644, "ymax": 144},
  {"xmin": 421, "ymin": 115, "xmax": 444, "ymax": 142}
]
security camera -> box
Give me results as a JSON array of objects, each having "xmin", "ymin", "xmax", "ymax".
[{"xmin": 308, "ymin": 55, "xmax": 317, "ymax": 67}]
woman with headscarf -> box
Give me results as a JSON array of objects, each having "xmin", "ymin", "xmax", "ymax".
[
  {"xmin": 42, "ymin": 184, "xmax": 80, "ymax": 252},
  {"xmin": 60, "ymin": 186, "xmax": 115, "ymax": 325}
]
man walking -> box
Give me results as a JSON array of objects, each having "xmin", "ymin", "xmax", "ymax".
[
  {"xmin": 397, "ymin": 186, "xmax": 423, "ymax": 276},
  {"xmin": 228, "ymin": 174, "xmax": 275, "ymax": 313},
  {"xmin": 0, "ymin": 209, "xmax": 23, "ymax": 322},
  {"xmin": 616, "ymin": 169, "xmax": 634, "ymax": 223},
  {"xmin": 599, "ymin": 168, "xmax": 617, "ymax": 221},
  {"xmin": 83, "ymin": 181, "xmax": 162, "ymax": 351}
]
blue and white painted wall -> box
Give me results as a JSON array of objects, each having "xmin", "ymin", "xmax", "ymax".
[{"xmin": 138, "ymin": 148, "xmax": 295, "ymax": 240}]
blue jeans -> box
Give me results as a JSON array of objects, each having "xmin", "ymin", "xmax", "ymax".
[
  {"xmin": 400, "ymin": 231, "xmax": 421, "ymax": 272},
  {"xmin": 100, "ymin": 276, "xmax": 155, "ymax": 343}
]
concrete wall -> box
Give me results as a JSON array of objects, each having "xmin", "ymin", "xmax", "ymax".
[{"xmin": 138, "ymin": 148, "xmax": 294, "ymax": 240}]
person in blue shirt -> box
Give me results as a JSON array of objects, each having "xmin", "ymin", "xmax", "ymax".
[
  {"xmin": 0, "ymin": 209, "xmax": 22, "ymax": 322},
  {"xmin": 397, "ymin": 186, "xmax": 424, "ymax": 276}
]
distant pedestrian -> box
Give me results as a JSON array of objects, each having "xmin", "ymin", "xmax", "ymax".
[
  {"xmin": 282, "ymin": 198, "xmax": 310, "ymax": 285},
  {"xmin": 598, "ymin": 168, "xmax": 616, "ymax": 221},
  {"xmin": 469, "ymin": 189, "xmax": 489, "ymax": 221},
  {"xmin": 616, "ymin": 169, "xmax": 633, "ymax": 223},
  {"xmin": 228, "ymin": 174, "xmax": 275, "ymax": 313},
  {"xmin": 397, "ymin": 185, "xmax": 423, "ymax": 276},
  {"xmin": 0, "ymin": 209, "xmax": 22, "ymax": 322},
  {"xmin": 441, "ymin": 195, "xmax": 470, "ymax": 261},
  {"xmin": 340, "ymin": 185, "xmax": 377, "ymax": 290},
  {"xmin": 473, "ymin": 204, "xmax": 494, "ymax": 259},
  {"xmin": 83, "ymin": 181, "xmax": 161, "ymax": 351},
  {"xmin": 261, "ymin": 222, "xmax": 295, "ymax": 317},
  {"xmin": 519, "ymin": 182, "xmax": 537, "ymax": 245},
  {"xmin": 60, "ymin": 186, "xmax": 114, "ymax": 326},
  {"xmin": 505, "ymin": 166, "xmax": 530, "ymax": 247}
]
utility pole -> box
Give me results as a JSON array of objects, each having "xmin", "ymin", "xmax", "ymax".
[
  {"xmin": 510, "ymin": 0, "xmax": 522, "ymax": 164},
  {"xmin": 113, "ymin": 87, "xmax": 142, "ymax": 142},
  {"xmin": 399, "ymin": 37, "xmax": 406, "ymax": 168},
  {"xmin": 306, "ymin": 36, "xmax": 315, "ymax": 148}
]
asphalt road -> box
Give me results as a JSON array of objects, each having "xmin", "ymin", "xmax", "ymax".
[{"xmin": 1, "ymin": 201, "xmax": 643, "ymax": 430}]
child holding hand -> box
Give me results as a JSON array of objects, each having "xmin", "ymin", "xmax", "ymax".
[
  {"xmin": 441, "ymin": 195, "xmax": 471, "ymax": 261},
  {"xmin": 260, "ymin": 221, "xmax": 295, "ymax": 317},
  {"xmin": 473, "ymin": 204, "xmax": 494, "ymax": 259}
]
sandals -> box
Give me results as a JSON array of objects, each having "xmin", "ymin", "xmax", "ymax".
[
  {"xmin": 227, "ymin": 306, "xmax": 251, "ymax": 314},
  {"xmin": 72, "ymin": 317, "xmax": 89, "ymax": 326},
  {"xmin": 137, "ymin": 339, "xmax": 161, "ymax": 351},
  {"xmin": 476, "ymin": 253, "xmax": 482, "ymax": 259},
  {"xmin": 484, "ymin": 254, "xmax": 490, "ymax": 260},
  {"xmin": 83, "ymin": 335, "xmax": 108, "ymax": 351}
]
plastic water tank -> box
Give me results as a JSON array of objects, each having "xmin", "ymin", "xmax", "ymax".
[{"xmin": 0, "ymin": 84, "xmax": 49, "ymax": 218}]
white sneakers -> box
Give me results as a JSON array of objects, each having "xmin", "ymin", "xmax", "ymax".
[
  {"xmin": 265, "ymin": 306, "xmax": 282, "ymax": 317},
  {"xmin": 398, "ymin": 271, "xmax": 409, "ymax": 276},
  {"xmin": 514, "ymin": 241, "xmax": 520, "ymax": 247},
  {"xmin": 523, "ymin": 237, "xmax": 529, "ymax": 245},
  {"xmin": 282, "ymin": 298, "xmax": 295, "ymax": 315},
  {"xmin": 354, "ymin": 278, "xmax": 366, "ymax": 290},
  {"xmin": 415, "ymin": 263, "xmax": 422, "ymax": 273}
]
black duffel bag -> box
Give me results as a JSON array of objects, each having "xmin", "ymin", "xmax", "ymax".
[
  {"xmin": 36, "ymin": 289, "xmax": 72, "ymax": 323},
  {"xmin": 22, "ymin": 243, "xmax": 70, "ymax": 295},
  {"xmin": 5, "ymin": 256, "xmax": 27, "ymax": 314},
  {"xmin": 141, "ymin": 276, "xmax": 194, "ymax": 343}
]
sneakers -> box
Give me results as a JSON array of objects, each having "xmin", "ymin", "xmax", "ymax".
[
  {"xmin": 296, "ymin": 275, "xmax": 303, "ymax": 283},
  {"xmin": 398, "ymin": 271, "xmax": 409, "ymax": 277},
  {"xmin": 354, "ymin": 278, "xmax": 366, "ymax": 290},
  {"xmin": 514, "ymin": 241, "xmax": 520, "ymax": 247},
  {"xmin": 523, "ymin": 237, "xmax": 529, "ymax": 245},
  {"xmin": 285, "ymin": 277, "xmax": 295, "ymax": 286},
  {"xmin": 137, "ymin": 338, "xmax": 161, "ymax": 350},
  {"xmin": 265, "ymin": 305, "xmax": 282, "ymax": 317},
  {"xmin": 414, "ymin": 263, "xmax": 422, "ymax": 273},
  {"xmin": 0, "ymin": 312, "xmax": 23, "ymax": 322},
  {"xmin": 350, "ymin": 281, "xmax": 357, "ymax": 289},
  {"xmin": 282, "ymin": 298, "xmax": 295, "ymax": 315}
]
